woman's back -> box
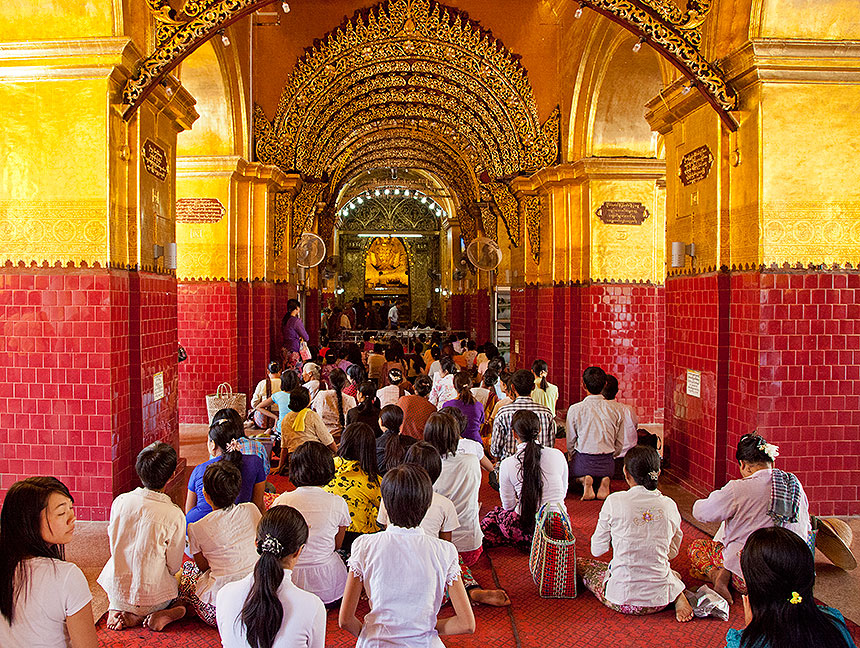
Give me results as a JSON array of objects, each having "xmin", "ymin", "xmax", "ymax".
[
  {"xmin": 187, "ymin": 455, "xmax": 266, "ymax": 524},
  {"xmin": 325, "ymin": 457, "xmax": 381, "ymax": 534},
  {"xmin": 311, "ymin": 389, "xmax": 356, "ymax": 434},
  {"xmin": 434, "ymin": 453, "xmax": 482, "ymax": 552},
  {"xmin": 348, "ymin": 527, "xmax": 459, "ymax": 648}
]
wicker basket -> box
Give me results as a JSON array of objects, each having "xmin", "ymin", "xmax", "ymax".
[{"xmin": 205, "ymin": 382, "xmax": 247, "ymax": 424}]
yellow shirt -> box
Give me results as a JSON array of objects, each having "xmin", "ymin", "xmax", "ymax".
[
  {"xmin": 324, "ymin": 457, "xmax": 381, "ymax": 534},
  {"xmin": 531, "ymin": 379, "xmax": 560, "ymax": 415}
]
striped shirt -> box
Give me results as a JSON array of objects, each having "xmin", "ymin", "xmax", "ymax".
[{"xmin": 490, "ymin": 396, "xmax": 556, "ymax": 471}]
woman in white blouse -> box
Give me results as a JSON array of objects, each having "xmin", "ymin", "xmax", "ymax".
[
  {"xmin": 481, "ymin": 410, "xmax": 568, "ymax": 548},
  {"xmin": 579, "ymin": 445, "xmax": 694, "ymax": 622},
  {"xmin": 428, "ymin": 357, "xmax": 458, "ymax": 409},
  {"xmin": 216, "ymin": 505, "xmax": 326, "ymax": 648},
  {"xmin": 310, "ymin": 368, "xmax": 356, "ymax": 439}
]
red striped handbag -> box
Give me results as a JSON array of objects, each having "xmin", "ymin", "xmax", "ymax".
[{"xmin": 529, "ymin": 503, "xmax": 577, "ymax": 598}]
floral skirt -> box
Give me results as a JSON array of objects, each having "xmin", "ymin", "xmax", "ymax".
[
  {"xmin": 687, "ymin": 539, "xmax": 747, "ymax": 593},
  {"xmin": 480, "ymin": 506, "xmax": 532, "ymax": 549},
  {"xmin": 577, "ymin": 558, "xmax": 667, "ymax": 615},
  {"xmin": 178, "ymin": 562, "xmax": 217, "ymax": 627}
]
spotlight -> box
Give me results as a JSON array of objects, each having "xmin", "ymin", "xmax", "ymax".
[
  {"xmin": 220, "ymin": 31, "xmax": 230, "ymax": 47},
  {"xmin": 632, "ymin": 37, "xmax": 644, "ymax": 53},
  {"xmin": 281, "ymin": 1, "xmax": 290, "ymax": 12}
]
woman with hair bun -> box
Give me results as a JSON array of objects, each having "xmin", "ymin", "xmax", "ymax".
[
  {"xmin": 579, "ymin": 446, "xmax": 693, "ymax": 622},
  {"xmin": 689, "ymin": 433, "xmax": 812, "ymax": 605},
  {"xmin": 216, "ymin": 505, "xmax": 326, "ymax": 648},
  {"xmin": 723, "ymin": 526, "xmax": 855, "ymax": 648}
]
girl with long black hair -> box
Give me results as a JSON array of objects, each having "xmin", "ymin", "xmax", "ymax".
[
  {"xmin": 324, "ymin": 422, "xmax": 382, "ymax": 554},
  {"xmin": 530, "ymin": 358, "xmax": 559, "ymax": 414},
  {"xmin": 375, "ymin": 404, "xmax": 416, "ymax": 474},
  {"xmin": 480, "ymin": 410, "xmax": 568, "ymax": 548},
  {"xmin": 311, "ymin": 367, "xmax": 356, "ymax": 439},
  {"xmin": 724, "ymin": 526, "xmax": 855, "ymax": 648},
  {"xmin": 0, "ymin": 477, "xmax": 98, "ymax": 647},
  {"xmin": 215, "ymin": 505, "xmax": 326, "ymax": 648},
  {"xmin": 345, "ymin": 381, "xmax": 382, "ymax": 436}
]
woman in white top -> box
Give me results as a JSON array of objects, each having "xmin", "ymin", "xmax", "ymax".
[
  {"xmin": 579, "ymin": 446, "xmax": 693, "ymax": 622},
  {"xmin": 310, "ymin": 368, "xmax": 356, "ymax": 439},
  {"xmin": 481, "ymin": 410, "xmax": 568, "ymax": 548},
  {"xmin": 428, "ymin": 357, "xmax": 458, "ymax": 409},
  {"xmin": 424, "ymin": 411, "xmax": 484, "ymax": 566},
  {"xmin": 689, "ymin": 433, "xmax": 812, "ymax": 605},
  {"xmin": 0, "ymin": 477, "xmax": 98, "ymax": 648},
  {"xmin": 340, "ymin": 464, "xmax": 475, "ymax": 647},
  {"xmin": 217, "ymin": 505, "xmax": 326, "ymax": 648},
  {"xmin": 251, "ymin": 361, "xmax": 282, "ymax": 429},
  {"xmin": 271, "ymin": 441, "xmax": 351, "ymax": 606},
  {"xmin": 182, "ymin": 462, "xmax": 262, "ymax": 626}
]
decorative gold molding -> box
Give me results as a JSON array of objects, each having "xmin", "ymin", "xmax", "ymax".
[
  {"xmin": 483, "ymin": 182, "xmax": 520, "ymax": 247},
  {"xmin": 520, "ymin": 195, "xmax": 542, "ymax": 265}
]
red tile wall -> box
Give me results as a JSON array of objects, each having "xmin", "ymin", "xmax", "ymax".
[
  {"xmin": 177, "ymin": 281, "xmax": 238, "ymax": 424},
  {"xmin": 273, "ymin": 282, "xmax": 298, "ymax": 360},
  {"xmin": 305, "ymin": 288, "xmax": 320, "ymax": 346},
  {"xmin": 509, "ymin": 286, "xmax": 526, "ymax": 370},
  {"xmin": 237, "ymin": 281, "xmax": 275, "ymax": 397},
  {"xmin": 0, "ymin": 267, "xmax": 176, "ymax": 520},
  {"xmin": 467, "ymin": 290, "xmax": 492, "ymax": 344},
  {"xmin": 448, "ymin": 294, "xmax": 466, "ymax": 331}
]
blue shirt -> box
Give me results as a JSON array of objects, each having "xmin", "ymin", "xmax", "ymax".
[
  {"xmin": 724, "ymin": 606, "xmax": 855, "ymax": 648},
  {"xmin": 186, "ymin": 454, "xmax": 266, "ymax": 524},
  {"xmin": 272, "ymin": 390, "xmax": 291, "ymax": 437}
]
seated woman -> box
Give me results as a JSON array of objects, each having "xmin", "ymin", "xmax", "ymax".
[
  {"xmin": 254, "ymin": 370, "xmax": 301, "ymax": 451},
  {"xmin": 249, "ymin": 361, "xmax": 282, "ymax": 429},
  {"xmin": 579, "ymin": 445, "xmax": 692, "ymax": 621},
  {"xmin": 442, "ymin": 372, "xmax": 485, "ymax": 449},
  {"xmin": 311, "ymin": 368, "xmax": 356, "ymax": 441},
  {"xmin": 186, "ymin": 419, "xmax": 266, "ymax": 524},
  {"xmin": 723, "ymin": 526, "xmax": 856, "ymax": 648},
  {"xmin": 216, "ymin": 505, "xmax": 326, "ymax": 648},
  {"xmin": 277, "ymin": 386, "xmax": 337, "ymax": 475},
  {"xmin": 345, "ymin": 381, "xmax": 383, "ymax": 437},
  {"xmin": 690, "ymin": 433, "xmax": 812, "ymax": 604},
  {"xmin": 182, "ymin": 462, "xmax": 261, "ymax": 626},
  {"xmin": 439, "ymin": 406, "xmax": 494, "ymax": 473},
  {"xmin": 0, "ymin": 477, "xmax": 98, "ymax": 648},
  {"xmin": 481, "ymin": 410, "xmax": 568, "ymax": 549},
  {"xmin": 343, "ymin": 363, "xmax": 365, "ymax": 400},
  {"xmin": 325, "ymin": 422, "xmax": 382, "ymax": 555},
  {"xmin": 429, "ymin": 357, "xmax": 458, "ymax": 409},
  {"xmin": 424, "ymin": 412, "xmax": 483, "ymax": 567},
  {"xmin": 301, "ymin": 363, "xmax": 322, "ymax": 402},
  {"xmin": 320, "ymin": 349, "xmax": 338, "ymax": 386},
  {"xmin": 378, "ymin": 367, "xmax": 410, "ymax": 408},
  {"xmin": 375, "ymin": 404, "xmax": 416, "ymax": 475},
  {"xmin": 272, "ymin": 442, "xmax": 351, "ymax": 608},
  {"xmin": 530, "ymin": 359, "xmax": 559, "ymax": 414}
]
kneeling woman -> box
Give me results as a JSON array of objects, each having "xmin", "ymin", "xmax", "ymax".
[
  {"xmin": 689, "ymin": 433, "xmax": 812, "ymax": 605},
  {"xmin": 481, "ymin": 410, "xmax": 568, "ymax": 548},
  {"xmin": 579, "ymin": 446, "xmax": 693, "ymax": 622}
]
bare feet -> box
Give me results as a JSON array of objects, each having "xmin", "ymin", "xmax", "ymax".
[
  {"xmin": 596, "ymin": 477, "xmax": 611, "ymax": 501},
  {"xmin": 143, "ymin": 604, "xmax": 186, "ymax": 632},
  {"xmin": 106, "ymin": 610, "xmax": 125, "ymax": 631},
  {"xmin": 468, "ymin": 588, "xmax": 511, "ymax": 607},
  {"xmin": 580, "ymin": 476, "xmax": 595, "ymax": 501},
  {"xmin": 711, "ymin": 567, "xmax": 734, "ymax": 606},
  {"xmin": 674, "ymin": 593, "xmax": 694, "ymax": 622}
]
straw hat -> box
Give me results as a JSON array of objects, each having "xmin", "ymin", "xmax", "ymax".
[{"xmin": 816, "ymin": 517, "xmax": 857, "ymax": 571}]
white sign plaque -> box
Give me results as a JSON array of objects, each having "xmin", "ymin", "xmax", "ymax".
[
  {"xmin": 153, "ymin": 372, "xmax": 165, "ymax": 401},
  {"xmin": 686, "ymin": 369, "xmax": 701, "ymax": 398}
]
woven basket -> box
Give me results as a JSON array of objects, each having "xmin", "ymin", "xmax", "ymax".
[
  {"xmin": 529, "ymin": 504, "xmax": 577, "ymax": 599},
  {"xmin": 205, "ymin": 382, "xmax": 246, "ymax": 424}
]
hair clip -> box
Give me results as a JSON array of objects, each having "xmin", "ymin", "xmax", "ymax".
[
  {"xmin": 226, "ymin": 439, "xmax": 243, "ymax": 453},
  {"xmin": 789, "ymin": 592, "xmax": 802, "ymax": 605},
  {"xmin": 213, "ymin": 418, "xmax": 229, "ymax": 425},
  {"xmin": 648, "ymin": 470, "xmax": 659, "ymax": 481},
  {"xmin": 260, "ymin": 534, "xmax": 283, "ymax": 556},
  {"xmin": 757, "ymin": 441, "xmax": 779, "ymax": 461}
]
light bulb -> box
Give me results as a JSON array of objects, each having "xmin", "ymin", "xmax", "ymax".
[
  {"xmin": 682, "ymin": 84, "xmax": 692, "ymax": 95},
  {"xmin": 384, "ymin": 189, "xmax": 390, "ymax": 195},
  {"xmin": 220, "ymin": 32, "xmax": 230, "ymax": 47},
  {"xmin": 632, "ymin": 39, "xmax": 643, "ymax": 53},
  {"xmin": 420, "ymin": 197, "xmax": 427, "ymax": 204},
  {"xmin": 281, "ymin": 1, "xmax": 290, "ymax": 12},
  {"xmin": 374, "ymin": 189, "xmax": 381, "ymax": 196},
  {"xmin": 357, "ymin": 197, "xmax": 363, "ymax": 204},
  {"xmin": 403, "ymin": 190, "xmax": 410, "ymax": 196},
  {"xmin": 574, "ymin": 8, "xmax": 583, "ymax": 18},
  {"xmin": 393, "ymin": 189, "xmax": 400, "ymax": 195}
]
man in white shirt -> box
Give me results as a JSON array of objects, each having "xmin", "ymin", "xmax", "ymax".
[
  {"xmin": 602, "ymin": 374, "xmax": 639, "ymax": 477},
  {"xmin": 565, "ymin": 366, "xmax": 623, "ymax": 501},
  {"xmin": 387, "ymin": 301, "xmax": 399, "ymax": 329}
]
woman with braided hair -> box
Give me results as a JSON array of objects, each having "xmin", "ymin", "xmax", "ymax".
[
  {"xmin": 311, "ymin": 367, "xmax": 356, "ymax": 440},
  {"xmin": 216, "ymin": 505, "xmax": 326, "ymax": 648}
]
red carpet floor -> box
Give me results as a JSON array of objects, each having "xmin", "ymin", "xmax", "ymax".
[{"xmin": 96, "ymin": 472, "xmax": 860, "ymax": 647}]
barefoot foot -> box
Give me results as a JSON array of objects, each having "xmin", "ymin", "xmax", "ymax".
[
  {"xmin": 711, "ymin": 568, "xmax": 734, "ymax": 606},
  {"xmin": 596, "ymin": 477, "xmax": 611, "ymax": 501},
  {"xmin": 120, "ymin": 611, "xmax": 145, "ymax": 628},
  {"xmin": 143, "ymin": 605, "xmax": 186, "ymax": 632},
  {"xmin": 580, "ymin": 476, "xmax": 595, "ymax": 501},
  {"xmin": 674, "ymin": 593, "xmax": 694, "ymax": 622},
  {"xmin": 468, "ymin": 588, "xmax": 511, "ymax": 607},
  {"xmin": 106, "ymin": 610, "xmax": 125, "ymax": 631}
]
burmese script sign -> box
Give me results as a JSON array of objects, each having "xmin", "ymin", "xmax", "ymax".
[
  {"xmin": 679, "ymin": 145, "xmax": 714, "ymax": 186},
  {"xmin": 176, "ymin": 198, "xmax": 226, "ymax": 223},
  {"xmin": 595, "ymin": 201, "xmax": 650, "ymax": 225},
  {"xmin": 143, "ymin": 139, "xmax": 169, "ymax": 181}
]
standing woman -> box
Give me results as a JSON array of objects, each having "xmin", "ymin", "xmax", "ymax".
[
  {"xmin": 0, "ymin": 477, "xmax": 98, "ymax": 648},
  {"xmin": 216, "ymin": 505, "xmax": 326, "ymax": 648},
  {"xmin": 481, "ymin": 410, "xmax": 568, "ymax": 548},
  {"xmin": 530, "ymin": 359, "xmax": 559, "ymax": 414},
  {"xmin": 282, "ymin": 298, "xmax": 309, "ymax": 372},
  {"xmin": 324, "ymin": 422, "xmax": 382, "ymax": 554},
  {"xmin": 311, "ymin": 368, "xmax": 356, "ymax": 442},
  {"xmin": 345, "ymin": 381, "xmax": 383, "ymax": 437}
]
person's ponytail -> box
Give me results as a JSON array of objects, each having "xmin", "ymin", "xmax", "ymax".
[
  {"xmin": 512, "ymin": 410, "xmax": 543, "ymax": 536},
  {"xmin": 241, "ymin": 505, "xmax": 308, "ymax": 648},
  {"xmin": 532, "ymin": 359, "xmax": 549, "ymax": 391},
  {"xmin": 453, "ymin": 371, "xmax": 475, "ymax": 405},
  {"xmin": 330, "ymin": 368, "xmax": 347, "ymax": 429},
  {"xmin": 209, "ymin": 420, "xmax": 243, "ymax": 469}
]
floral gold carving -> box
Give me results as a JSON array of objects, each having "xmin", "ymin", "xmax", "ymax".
[{"xmin": 520, "ymin": 195, "xmax": 542, "ymax": 265}]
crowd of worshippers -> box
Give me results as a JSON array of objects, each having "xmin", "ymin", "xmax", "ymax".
[{"xmin": 1, "ymin": 331, "xmax": 855, "ymax": 648}]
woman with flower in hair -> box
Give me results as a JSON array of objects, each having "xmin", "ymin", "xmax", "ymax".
[
  {"xmin": 689, "ymin": 433, "xmax": 812, "ymax": 606},
  {"xmin": 579, "ymin": 446, "xmax": 693, "ymax": 622}
]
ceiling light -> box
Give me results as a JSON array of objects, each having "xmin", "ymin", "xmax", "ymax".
[
  {"xmin": 393, "ymin": 189, "xmax": 400, "ymax": 195},
  {"xmin": 574, "ymin": 4, "xmax": 583, "ymax": 18},
  {"xmin": 220, "ymin": 31, "xmax": 230, "ymax": 47},
  {"xmin": 357, "ymin": 197, "xmax": 363, "ymax": 204},
  {"xmin": 384, "ymin": 189, "xmax": 390, "ymax": 195},
  {"xmin": 682, "ymin": 84, "xmax": 692, "ymax": 95},
  {"xmin": 281, "ymin": 1, "xmax": 290, "ymax": 12},
  {"xmin": 632, "ymin": 37, "xmax": 644, "ymax": 53},
  {"xmin": 374, "ymin": 189, "xmax": 381, "ymax": 196},
  {"xmin": 420, "ymin": 197, "xmax": 427, "ymax": 204},
  {"xmin": 403, "ymin": 190, "xmax": 410, "ymax": 196}
]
